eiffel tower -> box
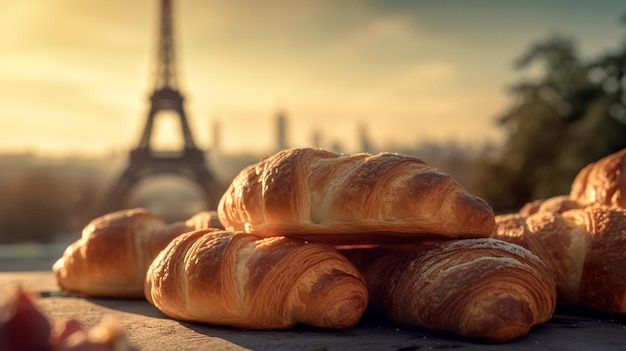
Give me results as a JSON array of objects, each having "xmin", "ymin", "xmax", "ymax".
[{"xmin": 103, "ymin": 0, "xmax": 220, "ymax": 213}]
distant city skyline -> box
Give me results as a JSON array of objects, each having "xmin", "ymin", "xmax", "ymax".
[{"xmin": 1, "ymin": 0, "xmax": 625, "ymax": 156}]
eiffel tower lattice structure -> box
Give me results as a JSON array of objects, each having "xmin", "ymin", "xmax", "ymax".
[{"xmin": 103, "ymin": 0, "xmax": 220, "ymax": 214}]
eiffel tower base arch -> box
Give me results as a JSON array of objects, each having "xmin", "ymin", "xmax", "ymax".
[{"xmin": 102, "ymin": 147, "xmax": 222, "ymax": 215}]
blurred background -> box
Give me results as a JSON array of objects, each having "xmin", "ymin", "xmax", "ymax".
[{"xmin": 2, "ymin": 0, "xmax": 626, "ymax": 270}]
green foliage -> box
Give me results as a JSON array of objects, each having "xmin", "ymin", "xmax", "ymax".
[{"xmin": 475, "ymin": 25, "xmax": 626, "ymax": 213}]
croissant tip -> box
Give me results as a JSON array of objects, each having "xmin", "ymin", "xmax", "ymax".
[{"xmin": 459, "ymin": 295, "xmax": 538, "ymax": 343}]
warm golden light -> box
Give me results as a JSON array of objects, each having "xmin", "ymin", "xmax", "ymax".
[{"xmin": 0, "ymin": 0, "xmax": 623, "ymax": 156}]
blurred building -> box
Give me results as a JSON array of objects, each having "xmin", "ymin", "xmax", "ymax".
[
  {"xmin": 275, "ymin": 109, "xmax": 288, "ymax": 151},
  {"xmin": 358, "ymin": 122, "xmax": 373, "ymax": 154}
]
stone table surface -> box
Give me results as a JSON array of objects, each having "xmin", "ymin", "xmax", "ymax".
[{"xmin": 1, "ymin": 271, "xmax": 626, "ymax": 351}]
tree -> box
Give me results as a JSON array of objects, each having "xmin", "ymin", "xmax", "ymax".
[
  {"xmin": 475, "ymin": 35, "xmax": 598, "ymax": 213},
  {"xmin": 560, "ymin": 35, "xmax": 626, "ymax": 171},
  {"xmin": 474, "ymin": 19, "xmax": 626, "ymax": 214}
]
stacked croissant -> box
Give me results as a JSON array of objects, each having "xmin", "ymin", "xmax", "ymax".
[
  {"xmin": 492, "ymin": 148, "xmax": 626, "ymax": 314},
  {"xmin": 55, "ymin": 147, "xmax": 578, "ymax": 343}
]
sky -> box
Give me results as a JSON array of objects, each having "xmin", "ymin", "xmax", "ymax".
[{"xmin": 1, "ymin": 0, "xmax": 625, "ymax": 157}]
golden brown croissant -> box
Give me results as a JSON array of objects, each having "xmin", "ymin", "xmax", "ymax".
[
  {"xmin": 218, "ymin": 148, "xmax": 495, "ymax": 245},
  {"xmin": 492, "ymin": 206, "xmax": 626, "ymax": 313},
  {"xmin": 341, "ymin": 238, "xmax": 556, "ymax": 343},
  {"xmin": 53, "ymin": 208, "xmax": 221, "ymax": 298},
  {"xmin": 570, "ymin": 148, "xmax": 626, "ymax": 208},
  {"xmin": 518, "ymin": 195, "xmax": 584, "ymax": 216},
  {"xmin": 145, "ymin": 229, "xmax": 369, "ymax": 329}
]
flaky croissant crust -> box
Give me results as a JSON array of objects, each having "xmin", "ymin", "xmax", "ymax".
[
  {"xmin": 52, "ymin": 208, "xmax": 166, "ymax": 297},
  {"xmin": 52, "ymin": 209, "xmax": 222, "ymax": 298},
  {"xmin": 145, "ymin": 229, "xmax": 369, "ymax": 330},
  {"xmin": 342, "ymin": 238, "xmax": 556, "ymax": 343},
  {"xmin": 218, "ymin": 148, "xmax": 495, "ymax": 244},
  {"xmin": 493, "ymin": 206, "xmax": 626, "ymax": 313},
  {"xmin": 570, "ymin": 148, "xmax": 626, "ymax": 208}
]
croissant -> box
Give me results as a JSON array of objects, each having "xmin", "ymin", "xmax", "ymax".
[
  {"xmin": 518, "ymin": 195, "xmax": 584, "ymax": 216},
  {"xmin": 218, "ymin": 148, "xmax": 495, "ymax": 245},
  {"xmin": 340, "ymin": 238, "xmax": 556, "ymax": 343},
  {"xmin": 570, "ymin": 148, "xmax": 626, "ymax": 208},
  {"xmin": 492, "ymin": 206, "xmax": 626, "ymax": 313},
  {"xmin": 144, "ymin": 229, "xmax": 369, "ymax": 329},
  {"xmin": 53, "ymin": 208, "xmax": 221, "ymax": 298}
]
